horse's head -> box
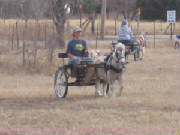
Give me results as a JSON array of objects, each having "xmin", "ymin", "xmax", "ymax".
[
  {"xmin": 137, "ymin": 34, "xmax": 145, "ymax": 45},
  {"xmin": 106, "ymin": 43, "xmax": 125, "ymax": 71},
  {"xmin": 113, "ymin": 43, "xmax": 125, "ymax": 63}
]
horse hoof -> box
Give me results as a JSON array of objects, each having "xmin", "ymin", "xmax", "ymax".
[{"xmin": 95, "ymin": 91, "xmax": 103, "ymax": 97}]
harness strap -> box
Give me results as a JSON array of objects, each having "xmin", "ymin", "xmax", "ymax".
[
  {"xmin": 104, "ymin": 51, "xmax": 123, "ymax": 73},
  {"xmin": 105, "ymin": 65, "xmax": 122, "ymax": 73}
]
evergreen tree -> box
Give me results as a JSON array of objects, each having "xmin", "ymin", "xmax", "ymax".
[
  {"xmin": 82, "ymin": 0, "xmax": 96, "ymax": 14},
  {"xmin": 136, "ymin": 0, "xmax": 180, "ymax": 21}
]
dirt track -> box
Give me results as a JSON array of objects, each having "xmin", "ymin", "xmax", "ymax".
[{"xmin": 0, "ymin": 43, "xmax": 180, "ymax": 135}]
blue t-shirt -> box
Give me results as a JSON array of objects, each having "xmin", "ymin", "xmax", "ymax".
[{"xmin": 66, "ymin": 39, "xmax": 88, "ymax": 57}]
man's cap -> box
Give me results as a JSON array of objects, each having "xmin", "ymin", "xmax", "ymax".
[
  {"xmin": 122, "ymin": 19, "xmax": 128, "ymax": 25},
  {"xmin": 73, "ymin": 26, "xmax": 82, "ymax": 33}
]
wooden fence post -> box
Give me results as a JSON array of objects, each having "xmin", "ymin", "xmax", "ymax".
[
  {"xmin": 11, "ymin": 24, "xmax": 15, "ymax": 49},
  {"xmin": 100, "ymin": 0, "xmax": 106, "ymax": 40},
  {"xmin": 96, "ymin": 23, "xmax": 99, "ymax": 49},
  {"xmin": 153, "ymin": 21, "xmax": 156, "ymax": 48},
  {"xmin": 44, "ymin": 23, "xmax": 47, "ymax": 48},
  {"xmin": 170, "ymin": 23, "xmax": 173, "ymax": 40},
  {"xmin": 114, "ymin": 14, "xmax": 117, "ymax": 35},
  {"xmin": 16, "ymin": 21, "xmax": 19, "ymax": 49},
  {"xmin": 22, "ymin": 21, "xmax": 28, "ymax": 66},
  {"xmin": 8, "ymin": 24, "xmax": 10, "ymax": 45}
]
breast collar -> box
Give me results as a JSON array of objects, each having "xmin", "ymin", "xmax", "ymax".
[{"xmin": 105, "ymin": 54, "xmax": 123, "ymax": 73}]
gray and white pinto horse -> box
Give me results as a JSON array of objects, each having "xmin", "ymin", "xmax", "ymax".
[{"xmin": 95, "ymin": 43, "xmax": 125, "ymax": 97}]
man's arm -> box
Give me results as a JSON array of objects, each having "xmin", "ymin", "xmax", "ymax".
[
  {"xmin": 85, "ymin": 50, "xmax": 88, "ymax": 54},
  {"xmin": 128, "ymin": 27, "xmax": 134, "ymax": 38},
  {"xmin": 83, "ymin": 40, "xmax": 89, "ymax": 56},
  {"xmin": 66, "ymin": 41, "xmax": 74, "ymax": 58},
  {"xmin": 67, "ymin": 53, "xmax": 74, "ymax": 58}
]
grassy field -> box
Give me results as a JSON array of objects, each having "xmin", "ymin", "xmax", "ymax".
[
  {"xmin": 0, "ymin": 39, "xmax": 179, "ymax": 135},
  {"xmin": 0, "ymin": 19, "xmax": 179, "ymax": 42}
]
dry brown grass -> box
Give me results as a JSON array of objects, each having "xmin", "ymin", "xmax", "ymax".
[
  {"xmin": 105, "ymin": 20, "xmax": 180, "ymax": 35},
  {"xmin": 0, "ymin": 19, "xmax": 179, "ymax": 42},
  {"xmin": 0, "ymin": 39, "xmax": 179, "ymax": 135},
  {"xmin": 69, "ymin": 19, "xmax": 180, "ymax": 35}
]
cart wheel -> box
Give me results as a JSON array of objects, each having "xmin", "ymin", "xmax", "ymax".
[
  {"xmin": 175, "ymin": 42, "xmax": 179, "ymax": 50},
  {"xmin": 54, "ymin": 67, "xmax": 68, "ymax": 98},
  {"xmin": 99, "ymin": 81, "xmax": 109, "ymax": 95}
]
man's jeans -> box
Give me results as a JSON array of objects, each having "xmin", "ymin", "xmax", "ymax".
[{"xmin": 118, "ymin": 38, "xmax": 136, "ymax": 52}]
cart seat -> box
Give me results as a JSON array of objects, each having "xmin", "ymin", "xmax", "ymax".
[
  {"xmin": 58, "ymin": 53, "xmax": 67, "ymax": 58},
  {"xmin": 80, "ymin": 59, "xmax": 94, "ymax": 65},
  {"xmin": 126, "ymin": 41, "xmax": 139, "ymax": 46}
]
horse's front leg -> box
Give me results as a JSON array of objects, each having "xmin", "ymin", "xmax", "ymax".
[
  {"xmin": 118, "ymin": 75, "xmax": 123, "ymax": 96},
  {"xmin": 109, "ymin": 82, "xmax": 115, "ymax": 98},
  {"xmin": 107, "ymin": 72, "xmax": 115, "ymax": 98},
  {"xmin": 95, "ymin": 79, "xmax": 102, "ymax": 96},
  {"xmin": 103, "ymin": 82, "xmax": 108, "ymax": 97},
  {"xmin": 95, "ymin": 79, "xmax": 99, "ymax": 96}
]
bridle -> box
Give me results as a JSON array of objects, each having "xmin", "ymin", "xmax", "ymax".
[
  {"xmin": 105, "ymin": 48, "xmax": 124, "ymax": 73},
  {"xmin": 114, "ymin": 48, "xmax": 124, "ymax": 63}
]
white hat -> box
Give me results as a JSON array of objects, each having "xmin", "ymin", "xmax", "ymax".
[{"xmin": 73, "ymin": 26, "xmax": 82, "ymax": 33}]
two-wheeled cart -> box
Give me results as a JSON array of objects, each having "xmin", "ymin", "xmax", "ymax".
[{"xmin": 54, "ymin": 53, "xmax": 109, "ymax": 98}]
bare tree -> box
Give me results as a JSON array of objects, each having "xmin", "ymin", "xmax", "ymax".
[
  {"xmin": 107, "ymin": 0, "xmax": 137, "ymax": 20},
  {"xmin": 21, "ymin": 0, "xmax": 33, "ymax": 66},
  {"xmin": 100, "ymin": 0, "xmax": 106, "ymax": 40},
  {"xmin": 31, "ymin": 0, "xmax": 50, "ymax": 19},
  {"xmin": 48, "ymin": 0, "xmax": 67, "ymax": 48}
]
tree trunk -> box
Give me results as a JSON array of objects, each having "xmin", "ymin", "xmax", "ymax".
[
  {"xmin": 100, "ymin": 0, "xmax": 106, "ymax": 40},
  {"xmin": 22, "ymin": 21, "xmax": 28, "ymax": 66},
  {"xmin": 44, "ymin": 23, "xmax": 47, "ymax": 48},
  {"xmin": 11, "ymin": 24, "xmax": 14, "ymax": 50},
  {"xmin": 91, "ymin": 12, "xmax": 95, "ymax": 34},
  {"xmin": 16, "ymin": 21, "xmax": 19, "ymax": 49},
  {"xmin": 49, "ymin": 0, "xmax": 66, "ymax": 49}
]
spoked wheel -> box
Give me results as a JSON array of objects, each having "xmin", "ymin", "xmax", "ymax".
[
  {"xmin": 174, "ymin": 42, "xmax": 180, "ymax": 50},
  {"xmin": 98, "ymin": 80, "xmax": 109, "ymax": 96},
  {"xmin": 54, "ymin": 67, "xmax": 68, "ymax": 98}
]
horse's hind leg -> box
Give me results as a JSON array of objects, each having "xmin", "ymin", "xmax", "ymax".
[{"xmin": 139, "ymin": 48, "xmax": 143, "ymax": 60}]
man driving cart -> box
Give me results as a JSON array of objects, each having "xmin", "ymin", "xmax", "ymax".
[
  {"xmin": 66, "ymin": 26, "xmax": 93, "ymax": 66},
  {"xmin": 66, "ymin": 26, "xmax": 94, "ymax": 82},
  {"xmin": 118, "ymin": 19, "xmax": 136, "ymax": 53}
]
